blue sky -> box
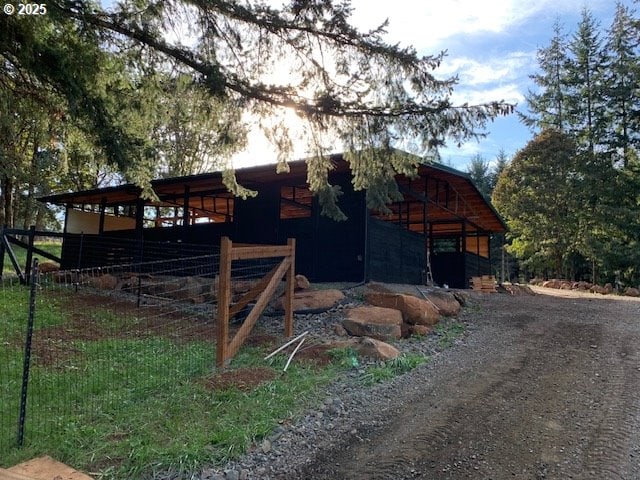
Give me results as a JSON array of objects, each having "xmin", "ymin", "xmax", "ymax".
[{"xmin": 343, "ymin": 0, "xmax": 633, "ymax": 171}]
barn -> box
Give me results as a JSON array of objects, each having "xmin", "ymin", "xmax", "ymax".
[{"xmin": 38, "ymin": 152, "xmax": 506, "ymax": 288}]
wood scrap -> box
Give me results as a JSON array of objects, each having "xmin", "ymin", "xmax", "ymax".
[{"xmin": 470, "ymin": 275, "xmax": 498, "ymax": 293}]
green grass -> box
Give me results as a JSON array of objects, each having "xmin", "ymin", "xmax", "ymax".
[
  {"xmin": 361, "ymin": 353, "xmax": 430, "ymax": 385},
  {"xmin": 2, "ymin": 241, "xmax": 61, "ymax": 275},
  {"xmin": 0, "ymin": 284, "xmax": 346, "ymax": 478},
  {"xmin": 0, "ymin": 280, "xmax": 447, "ymax": 478},
  {"xmin": 434, "ymin": 320, "xmax": 466, "ymax": 348}
]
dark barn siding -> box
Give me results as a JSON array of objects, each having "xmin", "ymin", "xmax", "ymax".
[
  {"xmin": 233, "ymin": 186, "xmax": 281, "ymax": 244},
  {"xmin": 366, "ymin": 218, "xmax": 425, "ymax": 284},
  {"xmin": 465, "ymin": 252, "xmax": 491, "ymax": 281},
  {"xmin": 279, "ymin": 174, "xmax": 367, "ymax": 282},
  {"xmin": 431, "ymin": 252, "xmax": 465, "ymax": 289},
  {"xmin": 431, "ymin": 251, "xmax": 492, "ymax": 288}
]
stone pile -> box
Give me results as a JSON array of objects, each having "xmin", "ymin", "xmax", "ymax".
[
  {"xmin": 533, "ymin": 278, "xmax": 640, "ymax": 297},
  {"xmin": 282, "ymin": 277, "xmax": 465, "ymax": 361}
]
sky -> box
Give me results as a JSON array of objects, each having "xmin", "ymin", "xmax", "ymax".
[{"xmin": 235, "ymin": 0, "xmax": 634, "ymax": 172}]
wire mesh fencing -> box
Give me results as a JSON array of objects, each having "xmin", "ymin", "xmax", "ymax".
[{"xmin": 0, "ymin": 237, "xmax": 288, "ymax": 463}]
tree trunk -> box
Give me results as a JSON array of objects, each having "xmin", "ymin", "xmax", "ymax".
[{"xmin": 2, "ymin": 177, "xmax": 14, "ymax": 228}]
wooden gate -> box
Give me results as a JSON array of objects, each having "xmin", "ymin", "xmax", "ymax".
[{"xmin": 216, "ymin": 236, "xmax": 295, "ymax": 367}]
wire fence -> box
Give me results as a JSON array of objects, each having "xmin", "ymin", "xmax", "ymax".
[{"xmin": 0, "ymin": 236, "xmax": 284, "ymax": 462}]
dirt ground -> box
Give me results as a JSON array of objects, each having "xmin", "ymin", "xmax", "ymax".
[{"xmin": 297, "ymin": 287, "xmax": 640, "ymax": 479}]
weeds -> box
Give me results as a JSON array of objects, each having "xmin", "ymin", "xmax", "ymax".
[
  {"xmin": 435, "ymin": 321, "xmax": 466, "ymax": 348},
  {"xmin": 361, "ymin": 354, "xmax": 429, "ymax": 385}
]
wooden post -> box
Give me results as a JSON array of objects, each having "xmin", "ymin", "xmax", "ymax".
[
  {"xmin": 284, "ymin": 238, "xmax": 295, "ymax": 337},
  {"xmin": 216, "ymin": 236, "xmax": 233, "ymax": 367}
]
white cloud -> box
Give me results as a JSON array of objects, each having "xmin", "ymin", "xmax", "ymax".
[
  {"xmin": 438, "ymin": 51, "xmax": 532, "ymax": 85},
  {"xmin": 347, "ymin": 0, "xmax": 609, "ymax": 51},
  {"xmin": 452, "ymin": 84, "xmax": 525, "ymax": 107}
]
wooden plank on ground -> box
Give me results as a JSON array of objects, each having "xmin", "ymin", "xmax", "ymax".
[
  {"xmin": 3, "ymin": 456, "xmax": 93, "ymax": 480},
  {"xmin": 470, "ymin": 275, "xmax": 497, "ymax": 293}
]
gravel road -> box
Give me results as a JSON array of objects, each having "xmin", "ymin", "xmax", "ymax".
[{"xmin": 204, "ymin": 287, "xmax": 640, "ymax": 480}]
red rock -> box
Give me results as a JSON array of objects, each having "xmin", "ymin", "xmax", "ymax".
[
  {"xmin": 420, "ymin": 290, "xmax": 461, "ymax": 316},
  {"xmin": 38, "ymin": 262, "xmax": 60, "ymax": 273},
  {"xmin": 624, "ymin": 287, "xmax": 640, "ymax": 297},
  {"xmin": 87, "ymin": 274, "xmax": 118, "ymax": 290},
  {"xmin": 342, "ymin": 306, "xmax": 402, "ymax": 340},
  {"xmin": 365, "ymin": 292, "xmax": 439, "ymax": 326},
  {"xmin": 295, "ymin": 274, "xmax": 311, "ymax": 290},
  {"xmin": 280, "ymin": 289, "xmax": 345, "ymax": 313},
  {"xmin": 354, "ymin": 337, "xmax": 400, "ymax": 360},
  {"xmin": 409, "ymin": 325, "xmax": 432, "ymax": 336}
]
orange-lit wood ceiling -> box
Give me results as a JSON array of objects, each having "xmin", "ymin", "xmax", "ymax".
[{"xmin": 39, "ymin": 154, "xmax": 506, "ymax": 234}]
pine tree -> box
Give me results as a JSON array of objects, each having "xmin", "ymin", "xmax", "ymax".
[
  {"xmin": 521, "ymin": 22, "xmax": 569, "ymax": 132},
  {"xmin": 466, "ymin": 154, "xmax": 492, "ymax": 199},
  {"xmin": 564, "ymin": 8, "xmax": 607, "ymax": 156},
  {"xmin": 602, "ymin": 2, "xmax": 640, "ymax": 168},
  {"xmin": 1, "ymin": 0, "xmax": 513, "ymax": 217}
]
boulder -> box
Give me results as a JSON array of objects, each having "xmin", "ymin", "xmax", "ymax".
[
  {"xmin": 365, "ymin": 292, "xmax": 439, "ymax": 326},
  {"xmin": 452, "ymin": 290, "xmax": 469, "ymax": 306},
  {"xmin": 420, "ymin": 289, "xmax": 461, "ymax": 316},
  {"xmin": 295, "ymin": 274, "xmax": 311, "ymax": 290},
  {"xmin": 576, "ymin": 281, "xmax": 593, "ymax": 291},
  {"xmin": 38, "ymin": 261, "xmax": 60, "ymax": 273},
  {"xmin": 334, "ymin": 323, "xmax": 348, "ymax": 336},
  {"xmin": 165, "ymin": 276, "xmax": 204, "ymax": 300},
  {"xmin": 503, "ymin": 284, "xmax": 535, "ymax": 296},
  {"xmin": 542, "ymin": 279, "xmax": 562, "ymax": 289},
  {"xmin": 87, "ymin": 274, "xmax": 118, "ymax": 290},
  {"xmin": 279, "ymin": 289, "xmax": 345, "ymax": 313},
  {"xmin": 624, "ymin": 287, "xmax": 640, "ymax": 297},
  {"xmin": 354, "ymin": 337, "xmax": 400, "ymax": 360},
  {"xmin": 590, "ymin": 285, "xmax": 608, "ymax": 295},
  {"xmin": 342, "ymin": 306, "xmax": 402, "ymax": 340},
  {"xmin": 409, "ymin": 324, "xmax": 432, "ymax": 337}
]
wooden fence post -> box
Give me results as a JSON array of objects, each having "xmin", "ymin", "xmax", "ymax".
[
  {"xmin": 284, "ymin": 238, "xmax": 295, "ymax": 337},
  {"xmin": 216, "ymin": 236, "xmax": 232, "ymax": 367}
]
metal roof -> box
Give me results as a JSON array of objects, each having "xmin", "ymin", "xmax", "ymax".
[{"xmin": 39, "ymin": 153, "xmax": 506, "ymax": 233}]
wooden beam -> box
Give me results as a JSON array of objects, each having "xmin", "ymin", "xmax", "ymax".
[
  {"xmin": 284, "ymin": 238, "xmax": 295, "ymax": 337},
  {"xmin": 231, "ymin": 244, "xmax": 292, "ymax": 261},
  {"xmin": 228, "ymin": 263, "xmax": 281, "ymax": 317},
  {"xmin": 225, "ymin": 257, "xmax": 292, "ymax": 362},
  {"xmin": 216, "ymin": 236, "xmax": 233, "ymax": 367}
]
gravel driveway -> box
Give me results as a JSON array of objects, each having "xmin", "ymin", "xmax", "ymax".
[{"xmin": 205, "ymin": 287, "xmax": 640, "ymax": 480}]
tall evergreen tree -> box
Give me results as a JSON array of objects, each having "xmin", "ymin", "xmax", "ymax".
[
  {"xmin": 564, "ymin": 8, "xmax": 607, "ymax": 156},
  {"xmin": 466, "ymin": 154, "xmax": 492, "ymax": 199},
  {"xmin": 602, "ymin": 2, "xmax": 640, "ymax": 168},
  {"xmin": 521, "ymin": 22, "xmax": 569, "ymax": 132},
  {"xmin": 1, "ymin": 0, "xmax": 513, "ymax": 218}
]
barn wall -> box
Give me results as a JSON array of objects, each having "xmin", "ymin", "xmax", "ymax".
[
  {"xmin": 60, "ymin": 173, "xmax": 368, "ymax": 282},
  {"xmin": 431, "ymin": 252, "xmax": 465, "ymax": 288},
  {"xmin": 365, "ymin": 218, "xmax": 426, "ymax": 284},
  {"xmin": 431, "ymin": 251, "xmax": 492, "ymax": 289},
  {"xmin": 465, "ymin": 251, "xmax": 492, "ymax": 281},
  {"xmin": 278, "ymin": 173, "xmax": 367, "ymax": 282}
]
